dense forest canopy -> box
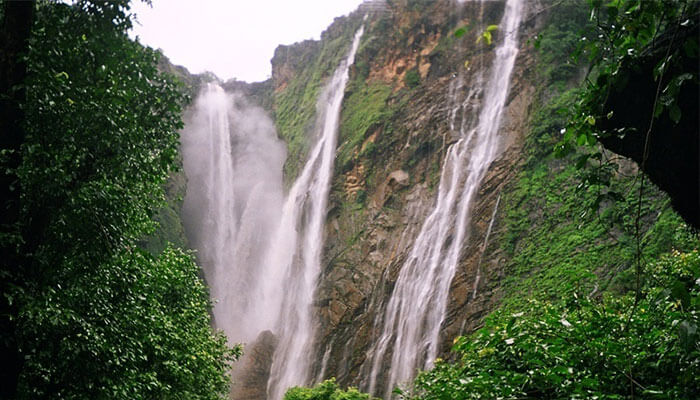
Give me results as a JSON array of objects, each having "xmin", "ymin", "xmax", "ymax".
[{"xmin": 1, "ymin": 1, "xmax": 237, "ymax": 399}]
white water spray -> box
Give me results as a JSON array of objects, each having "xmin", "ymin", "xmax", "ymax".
[
  {"xmin": 183, "ymin": 23, "xmax": 365, "ymax": 399},
  {"xmin": 262, "ymin": 24, "xmax": 365, "ymax": 400},
  {"xmin": 181, "ymin": 84, "xmax": 286, "ymax": 344},
  {"xmin": 364, "ymin": 0, "xmax": 524, "ymax": 396}
]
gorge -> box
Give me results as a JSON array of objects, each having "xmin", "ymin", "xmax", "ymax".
[{"xmin": 179, "ymin": 0, "xmax": 534, "ymax": 396}]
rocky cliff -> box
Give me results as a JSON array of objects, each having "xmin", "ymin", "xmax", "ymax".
[{"xmin": 307, "ymin": 0, "xmax": 540, "ymax": 389}]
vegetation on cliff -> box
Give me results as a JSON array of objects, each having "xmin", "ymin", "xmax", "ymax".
[
  {"xmin": 0, "ymin": 1, "xmax": 237, "ymax": 398},
  {"xmin": 3, "ymin": 0, "xmax": 696, "ymax": 398},
  {"xmin": 412, "ymin": 249, "xmax": 699, "ymax": 398},
  {"xmin": 271, "ymin": 14, "xmax": 364, "ymax": 182},
  {"xmin": 404, "ymin": 1, "xmax": 699, "ymax": 398},
  {"xmin": 557, "ymin": 0, "xmax": 699, "ymax": 227}
]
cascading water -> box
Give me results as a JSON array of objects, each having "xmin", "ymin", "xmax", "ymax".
[
  {"xmin": 363, "ymin": 0, "xmax": 524, "ymax": 397},
  {"xmin": 183, "ymin": 23, "xmax": 366, "ymax": 400},
  {"xmin": 473, "ymin": 193, "xmax": 501, "ymax": 299},
  {"xmin": 181, "ymin": 84, "xmax": 286, "ymax": 344},
  {"xmin": 263, "ymin": 24, "xmax": 365, "ymax": 400}
]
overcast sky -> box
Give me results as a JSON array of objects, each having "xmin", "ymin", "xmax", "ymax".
[{"xmin": 129, "ymin": 0, "xmax": 365, "ymax": 82}]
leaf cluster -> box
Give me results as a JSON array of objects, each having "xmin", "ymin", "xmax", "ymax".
[
  {"xmin": 17, "ymin": 247, "xmax": 239, "ymax": 400},
  {"xmin": 285, "ymin": 378, "xmax": 378, "ymax": 400},
  {"xmin": 409, "ymin": 250, "xmax": 699, "ymax": 399},
  {"xmin": 556, "ymin": 0, "xmax": 699, "ymax": 159},
  {"xmin": 7, "ymin": 1, "xmax": 238, "ymax": 398}
]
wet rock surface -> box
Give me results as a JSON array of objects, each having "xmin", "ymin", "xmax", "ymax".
[{"xmin": 230, "ymin": 331, "xmax": 278, "ymax": 400}]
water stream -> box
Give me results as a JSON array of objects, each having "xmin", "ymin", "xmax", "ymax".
[
  {"xmin": 182, "ymin": 23, "xmax": 365, "ymax": 400},
  {"xmin": 363, "ymin": 0, "xmax": 524, "ymax": 396},
  {"xmin": 264, "ymin": 24, "xmax": 365, "ymax": 400},
  {"xmin": 181, "ymin": 84, "xmax": 286, "ymax": 344}
]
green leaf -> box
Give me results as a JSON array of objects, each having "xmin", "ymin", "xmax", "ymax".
[
  {"xmin": 668, "ymin": 103, "xmax": 681, "ymax": 124},
  {"xmin": 670, "ymin": 280, "xmax": 690, "ymax": 308},
  {"xmin": 575, "ymin": 133, "xmax": 586, "ymax": 146},
  {"xmin": 533, "ymin": 34, "xmax": 543, "ymax": 49},
  {"xmin": 654, "ymin": 102, "xmax": 664, "ymax": 118},
  {"xmin": 575, "ymin": 154, "xmax": 591, "ymax": 169}
]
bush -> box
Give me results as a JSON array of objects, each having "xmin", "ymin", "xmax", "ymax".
[
  {"xmin": 404, "ymin": 69, "xmax": 420, "ymax": 88},
  {"xmin": 285, "ymin": 378, "xmax": 377, "ymax": 400}
]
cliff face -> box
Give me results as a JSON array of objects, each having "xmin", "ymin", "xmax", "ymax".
[{"xmin": 304, "ymin": 0, "xmax": 541, "ymax": 388}]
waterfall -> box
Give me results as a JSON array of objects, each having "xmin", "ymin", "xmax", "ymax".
[
  {"xmin": 182, "ymin": 22, "xmax": 365, "ymax": 400},
  {"xmin": 181, "ymin": 84, "xmax": 286, "ymax": 344},
  {"xmin": 260, "ymin": 24, "xmax": 365, "ymax": 400},
  {"xmin": 473, "ymin": 193, "xmax": 500, "ymax": 298},
  {"xmin": 183, "ymin": 23, "xmax": 364, "ymax": 398},
  {"xmin": 364, "ymin": 0, "xmax": 524, "ymax": 396}
]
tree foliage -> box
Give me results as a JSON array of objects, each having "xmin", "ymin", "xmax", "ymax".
[
  {"xmin": 409, "ymin": 249, "xmax": 699, "ymax": 399},
  {"xmin": 1, "ymin": 1, "xmax": 238, "ymax": 398},
  {"xmin": 285, "ymin": 378, "xmax": 378, "ymax": 400},
  {"xmin": 559, "ymin": 0, "xmax": 698, "ymax": 152},
  {"xmin": 555, "ymin": 0, "xmax": 699, "ymax": 227},
  {"xmin": 17, "ymin": 247, "xmax": 238, "ymax": 399}
]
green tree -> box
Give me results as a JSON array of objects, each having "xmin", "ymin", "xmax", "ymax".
[
  {"xmin": 0, "ymin": 1, "xmax": 238, "ymax": 398},
  {"xmin": 285, "ymin": 378, "xmax": 378, "ymax": 400},
  {"xmin": 0, "ymin": 1, "xmax": 36, "ymax": 396},
  {"xmin": 558, "ymin": 0, "xmax": 699, "ymax": 228}
]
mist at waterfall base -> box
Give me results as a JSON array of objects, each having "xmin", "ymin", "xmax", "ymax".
[
  {"xmin": 181, "ymin": 85, "xmax": 286, "ymax": 343},
  {"xmin": 181, "ymin": 24, "xmax": 364, "ymax": 399},
  {"xmin": 180, "ymin": 0, "xmax": 525, "ymax": 396}
]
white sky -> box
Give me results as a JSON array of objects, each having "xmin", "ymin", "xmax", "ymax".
[{"xmin": 129, "ymin": 0, "xmax": 365, "ymax": 82}]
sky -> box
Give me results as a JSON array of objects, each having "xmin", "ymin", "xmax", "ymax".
[{"xmin": 129, "ymin": 0, "xmax": 365, "ymax": 82}]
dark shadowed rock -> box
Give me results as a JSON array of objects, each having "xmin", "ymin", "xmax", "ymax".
[{"xmin": 231, "ymin": 331, "xmax": 278, "ymax": 400}]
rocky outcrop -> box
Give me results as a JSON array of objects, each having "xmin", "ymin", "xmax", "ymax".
[
  {"xmin": 270, "ymin": 40, "xmax": 320, "ymax": 93},
  {"xmin": 231, "ymin": 331, "xmax": 278, "ymax": 400},
  {"xmin": 597, "ymin": 18, "xmax": 699, "ymax": 229},
  {"xmin": 168, "ymin": 0, "xmax": 557, "ymax": 396}
]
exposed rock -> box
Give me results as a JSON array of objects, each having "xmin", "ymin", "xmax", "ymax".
[
  {"xmin": 310, "ymin": 0, "xmax": 544, "ymax": 390},
  {"xmin": 230, "ymin": 331, "xmax": 278, "ymax": 400},
  {"xmin": 270, "ymin": 40, "xmax": 320, "ymax": 93},
  {"xmin": 170, "ymin": 0, "xmax": 562, "ymax": 394}
]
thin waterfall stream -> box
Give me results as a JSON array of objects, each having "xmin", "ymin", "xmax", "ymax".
[
  {"xmin": 264, "ymin": 24, "xmax": 365, "ymax": 400},
  {"xmin": 181, "ymin": 23, "xmax": 365, "ymax": 400},
  {"xmin": 363, "ymin": 0, "xmax": 524, "ymax": 397}
]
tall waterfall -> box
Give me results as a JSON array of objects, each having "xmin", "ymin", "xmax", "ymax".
[
  {"xmin": 364, "ymin": 0, "xmax": 524, "ymax": 396},
  {"xmin": 182, "ymin": 23, "xmax": 365, "ymax": 400},
  {"xmin": 181, "ymin": 84, "xmax": 286, "ymax": 344},
  {"xmin": 264, "ymin": 24, "xmax": 365, "ymax": 400}
]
